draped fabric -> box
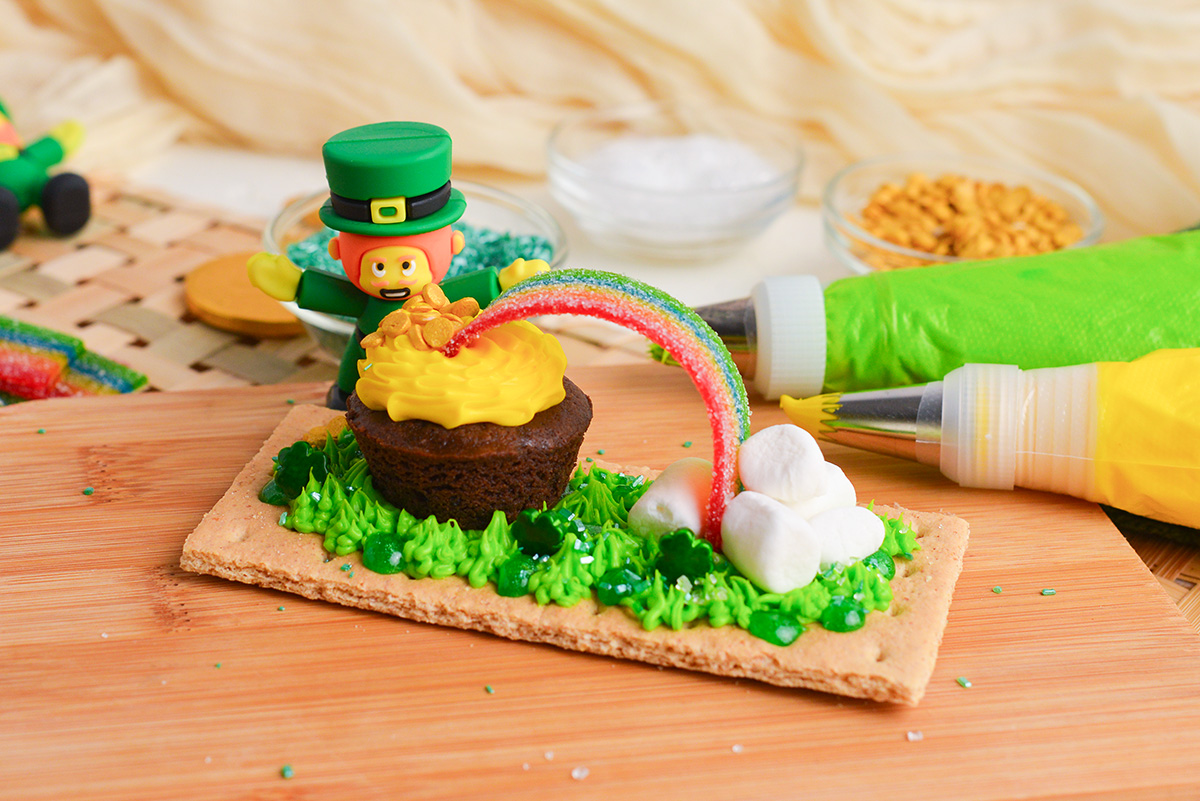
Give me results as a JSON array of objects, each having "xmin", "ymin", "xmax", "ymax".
[{"xmin": 3, "ymin": 0, "xmax": 1199, "ymax": 237}]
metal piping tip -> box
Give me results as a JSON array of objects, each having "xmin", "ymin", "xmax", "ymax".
[{"xmin": 780, "ymin": 384, "xmax": 943, "ymax": 467}]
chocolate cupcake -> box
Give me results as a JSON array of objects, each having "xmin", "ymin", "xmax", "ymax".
[
  {"xmin": 345, "ymin": 289, "xmax": 591, "ymax": 529},
  {"xmin": 346, "ymin": 378, "xmax": 591, "ymax": 529}
]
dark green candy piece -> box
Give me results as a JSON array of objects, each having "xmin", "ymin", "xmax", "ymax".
[
  {"xmin": 362, "ymin": 533, "xmax": 406, "ymax": 574},
  {"xmin": 596, "ymin": 567, "xmax": 650, "ymax": 606},
  {"xmin": 496, "ymin": 553, "xmax": 537, "ymax": 597},
  {"xmin": 747, "ymin": 610, "xmax": 804, "ymax": 646},
  {"xmin": 861, "ymin": 548, "xmax": 895, "ymax": 580},
  {"xmin": 511, "ymin": 509, "xmax": 584, "ymax": 558},
  {"xmin": 258, "ymin": 479, "xmax": 290, "ymax": 507},
  {"xmin": 272, "ymin": 441, "xmax": 330, "ymax": 499},
  {"xmin": 655, "ymin": 529, "xmax": 714, "ymax": 583},
  {"xmin": 820, "ymin": 595, "xmax": 868, "ymax": 632}
]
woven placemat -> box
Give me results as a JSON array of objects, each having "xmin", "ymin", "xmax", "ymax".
[
  {"xmin": 0, "ymin": 177, "xmax": 648, "ymax": 391},
  {"xmin": 3, "ymin": 176, "xmax": 1196, "ymax": 632}
]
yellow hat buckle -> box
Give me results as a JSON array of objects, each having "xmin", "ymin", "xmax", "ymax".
[{"xmin": 369, "ymin": 195, "xmax": 407, "ymax": 224}]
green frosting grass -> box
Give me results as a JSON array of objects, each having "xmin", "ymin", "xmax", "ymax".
[{"xmin": 265, "ymin": 431, "xmax": 919, "ymax": 645}]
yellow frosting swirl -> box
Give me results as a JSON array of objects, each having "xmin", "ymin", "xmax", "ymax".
[{"xmin": 355, "ymin": 318, "xmax": 567, "ymax": 428}]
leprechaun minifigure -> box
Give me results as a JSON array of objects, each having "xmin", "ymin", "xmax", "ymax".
[
  {"xmin": 0, "ymin": 97, "xmax": 91, "ymax": 251},
  {"xmin": 249, "ymin": 121, "xmax": 545, "ymax": 409}
]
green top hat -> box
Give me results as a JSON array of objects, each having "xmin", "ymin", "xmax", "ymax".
[{"xmin": 319, "ymin": 121, "xmax": 466, "ymax": 236}]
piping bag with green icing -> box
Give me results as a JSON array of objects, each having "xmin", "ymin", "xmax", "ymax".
[
  {"xmin": 778, "ymin": 349, "xmax": 1200, "ymax": 532},
  {"xmin": 687, "ymin": 231, "xmax": 1200, "ymax": 398}
]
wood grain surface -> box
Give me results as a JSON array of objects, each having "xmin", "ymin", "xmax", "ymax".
[{"xmin": 3, "ymin": 363, "xmax": 1200, "ymax": 801}]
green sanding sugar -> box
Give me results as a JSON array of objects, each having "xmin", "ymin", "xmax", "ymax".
[
  {"xmin": 596, "ymin": 449, "xmax": 605, "ymax": 455},
  {"xmin": 682, "ymin": 441, "xmax": 693, "ymax": 448},
  {"xmin": 340, "ymin": 563, "xmax": 352, "ymax": 572},
  {"xmin": 992, "ymin": 586, "xmax": 1002, "ymax": 593},
  {"xmin": 286, "ymin": 221, "xmax": 554, "ymax": 282},
  {"xmin": 82, "ymin": 487, "xmax": 94, "ymax": 496},
  {"xmin": 36, "ymin": 428, "xmax": 45, "ymax": 434},
  {"xmin": 280, "ymin": 765, "xmax": 294, "ymax": 779}
]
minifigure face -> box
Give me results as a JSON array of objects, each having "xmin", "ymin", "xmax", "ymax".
[{"xmin": 355, "ymin": 245, "xmax": 433, "ymax": 301}]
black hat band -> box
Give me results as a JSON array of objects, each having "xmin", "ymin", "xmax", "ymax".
[{"xmin": 329, "ymin": 181, "xmax": 452, "ymax": 226}]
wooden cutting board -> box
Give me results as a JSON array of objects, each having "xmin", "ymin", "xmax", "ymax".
[{"xmin": 3, "ymin": 363, "xmax": 1200, "ymax": 800}]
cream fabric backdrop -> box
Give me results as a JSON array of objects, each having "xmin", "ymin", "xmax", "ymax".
[{"xmin": 3, "ymin": 0, "xmax": 1200, "ymax": 238}]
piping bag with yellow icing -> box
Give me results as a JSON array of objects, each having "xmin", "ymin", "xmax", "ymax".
[{"xmin": 781, "ymin": 349, "xmax": 1200, "ymax": 530}]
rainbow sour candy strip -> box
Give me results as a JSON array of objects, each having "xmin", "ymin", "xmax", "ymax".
[
  {"xmin": 51, "ymin": 350, "xmax": 149, "ymax": 397},
  {"xmin": 0, "ymin": 316, "xmax": 80, "ymax": 398},
  {"xmin": 442, "ymin": 269, "xmax": 751, "ymax": 545},
  {"xmin": 0, "ymin": 316, "xmax": 147, "ymax": 401}
]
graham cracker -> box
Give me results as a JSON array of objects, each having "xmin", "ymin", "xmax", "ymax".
[{"xmin": 181, "ymin": 405, "xmax": 969, "ymax": 705}]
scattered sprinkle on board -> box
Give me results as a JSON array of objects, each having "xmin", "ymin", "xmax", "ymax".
[
  {"xmin": 82, "ymin": 487, "xmax": 94, "ymax": 496},
  {"xmin": 956, "ymin": 676, "xmax": 972, "ymax": 688},
  {"xmin": 485, "ymin": 685, "xmax": 494, "ymax": 694},
  {"xmin": 992, "ymin": 586, "xmax": 1003, "ymax": 593},
  {"xmin": 280, "ymin": 765, "xmax": 294, "ymax": 779},
  {"xmin": 1042, "ymin": 588, "xmax": 1057, "ymax": 596}
]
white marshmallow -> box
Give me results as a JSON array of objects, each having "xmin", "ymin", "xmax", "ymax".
[
  {"xmin": 737, "ymin": 424, "xmax": 827, "ymax": 504},
  {"xmin": 720, "ymin": 491, "xmax": 821, "ymax": 594},
  {"xmin": 810, "ymin": 505, "xmax": 886, "ymax": 570},
  {"xmin": 628, "ymin": 457, "xmax": 713, "ymax": 538},
  {"xmin": 786, "ymin": 462, "xmax": 857, "ymax": 519}
]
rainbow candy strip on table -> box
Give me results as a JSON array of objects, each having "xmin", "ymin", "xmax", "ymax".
[
  {"xmin": 442, "ymin": 268, "xmax": 751, "ymax": 546},
  {"xmin": 0, "ymin": 316, "xmax": 147, "ymax": 403}
]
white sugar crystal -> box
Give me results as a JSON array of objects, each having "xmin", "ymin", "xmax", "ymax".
[
  {"xmin": 579, "ymin": 134, "xmax": 776, "ymax": 192},
  {"xmin": 574, "ymin": 134, "xmax": 783, "ymax": 228}
]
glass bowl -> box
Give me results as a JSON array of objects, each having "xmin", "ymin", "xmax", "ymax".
[
  {"xmin": 263, "ymin": 180, "xmax": 568, "ymax": 360},
  {"xmin": 822, "ymin": 153, "xmax": 1104, "ymax": 274},
  {"xmin": 547, "ymin": 101, "xmax": 803, "ymax": 261}
]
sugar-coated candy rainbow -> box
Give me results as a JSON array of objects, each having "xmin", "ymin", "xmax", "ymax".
[
  {"xmin": 442, "ymin": 269, "xmax": 751, "ymax": 546},
  {"xmin": 0, "ymin": 316, "xmax": 147, "ymax": 401}
]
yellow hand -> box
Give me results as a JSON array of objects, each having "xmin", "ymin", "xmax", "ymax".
[
  {"xmin": 247, "ymin": 252, "xmax": 302, "ymax": 301},
  {"xmin": 47, "ymin": 120, "xmax": 85, "ymax": 158},
  {"xmin": 498, "ymin": 258, "xmax": 550, "ymax": 291}
]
